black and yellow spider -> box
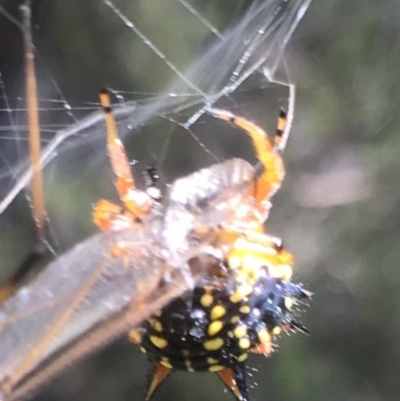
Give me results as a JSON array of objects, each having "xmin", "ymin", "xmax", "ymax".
[
  {"xmin": 0, "ymin": 90, "xmax": 310, "ymax": 401},
  {"xmin": 93, "ymin": 90, "xmax": 312, "ymax": 401}
]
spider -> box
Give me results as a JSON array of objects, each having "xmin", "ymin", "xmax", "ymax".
[
  {"xmin": 0, "ymin": 90, "xmax": 310, "ymax": 401},
  {"xmin": 93, "ymin": 89, "xmax": 312, "ymax": 401}
]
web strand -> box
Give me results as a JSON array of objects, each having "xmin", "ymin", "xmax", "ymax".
[{"xmin": 0, "ymin": 0, "xmax": 311, "ymax": 231}]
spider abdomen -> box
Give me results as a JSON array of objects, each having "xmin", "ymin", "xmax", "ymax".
[{"xmin": 133, "ymin": 269, "xmax": 309, "ymax": 375}]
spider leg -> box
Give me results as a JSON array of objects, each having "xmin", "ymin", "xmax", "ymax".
[
  {"xmin": 216, "ymin": 366, "xmax": 249, "ymax": 401},
  {"xmin": 92, "ymin": 199, "xmax": 137, "ymax": 231},
  {"xmin": 208, "ymin": 108, "xmax": 287, "ymax": 206},
  {"xmin": 99, "ymin": 89, "xmax": 153, "ymax": 219},
  {"xmin": 273, "ymin": 108, "xmax": 288, "ymax": 151}
]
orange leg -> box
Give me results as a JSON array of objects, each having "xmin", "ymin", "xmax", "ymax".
[
  {"xmin": 92, "ymin": 199, "xmax": 137, "ymax": 231},
  {"xmin": 99, "ymin": 89, "xmax": 154, "ymax": 219},
  {"xmin": 208, "ymin": 108, "xmax": 287, "ymax": 206}
]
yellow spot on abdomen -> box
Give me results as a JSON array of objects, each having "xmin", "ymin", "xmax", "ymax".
[
  {"xmin": 239, "ymin": 337, "xmax": 251, "ymax": 349},
  {"xmin": 230, "ymin": 316, "xmax": 240, "ymax": 324},
  {"xmin": 204, "ymin": 338, "xmax": 224, "ymax": 351},
  {"xmin": 208, "ymin": 365, "xmax": 224, "ymax": 372},
  {"xmin": 211, "ymin": 305, "xmax": 226, "ymax": 320},
  {"xmin": 160, "ymin": 359, "xmax": 173, "ymax": 369},
  {"xmin": 273, "ymin": 327, "xmax": 282, "ymax": 336},
  {"xmin": 154, "ymin": 321, "xmax": 163, "ymax": 332},
  {"xmin": 234, "ymin": 325, "xmax": 247, "ymax": 338},
  {"xmin": 208, "ymin": 321, "xmax": 224, "ymax": 336},
  {"xmin": 258, "ymin": 328, "xmax": 272, "ymax": 344},
  {"xmin": 184, "ymin": 359, "xmax": 194, "ymax": 372},
  {"xmin": 150, "ymin": 335, "xmax": 168, "ymax": 349},
  {"xmin": 207, "ymin": 357, "xmax": 219, "ymax": 365},
  {"xmin": 201, "ymin": 293, "xmax": 213, "ymax": 307},
  {"xmin": 239, "ymin": 305, "xmax": 250, "ymax": 314}
]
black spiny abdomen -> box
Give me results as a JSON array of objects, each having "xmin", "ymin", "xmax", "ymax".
[{"xmin": 138, "ymin": 271, "xmax": 309, "ymax": 373}]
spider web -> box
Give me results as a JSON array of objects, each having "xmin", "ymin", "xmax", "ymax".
[{"xmin": 0, "ymin": 0, "xmax": 310, "ymax": 269}]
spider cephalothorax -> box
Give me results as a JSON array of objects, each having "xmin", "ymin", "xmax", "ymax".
[{"xmin": 94, "ymin": 89, "xmax": 311, "ymax": 401}]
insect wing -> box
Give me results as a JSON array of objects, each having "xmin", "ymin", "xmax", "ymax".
[
  {"xmin": 0, "ymin": 229, "xmax": 205, "ymax": 400},
  {"xmin": 165, "ymin": 158, "xmax": 256, "ymax": 227},
  {"xmin": 161, "ymin": 159, "xmax": 257, "ymax": 265}
]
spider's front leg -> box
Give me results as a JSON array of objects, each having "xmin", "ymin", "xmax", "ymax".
[
  {"xmin": 92, "ymin": 199, "xmax": 137, "ymax": 231},
  {"xmin": 93, "ymin": 90, "xmax": 156, "ymax": 231},
  {"xmin": 208, "ymin": 108, "xmax": 287, "ymax": 216}
]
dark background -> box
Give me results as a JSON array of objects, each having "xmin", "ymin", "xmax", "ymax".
[{"xmin": 0, "ymin": 1, "xmax": 400, "ymax": 401}]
